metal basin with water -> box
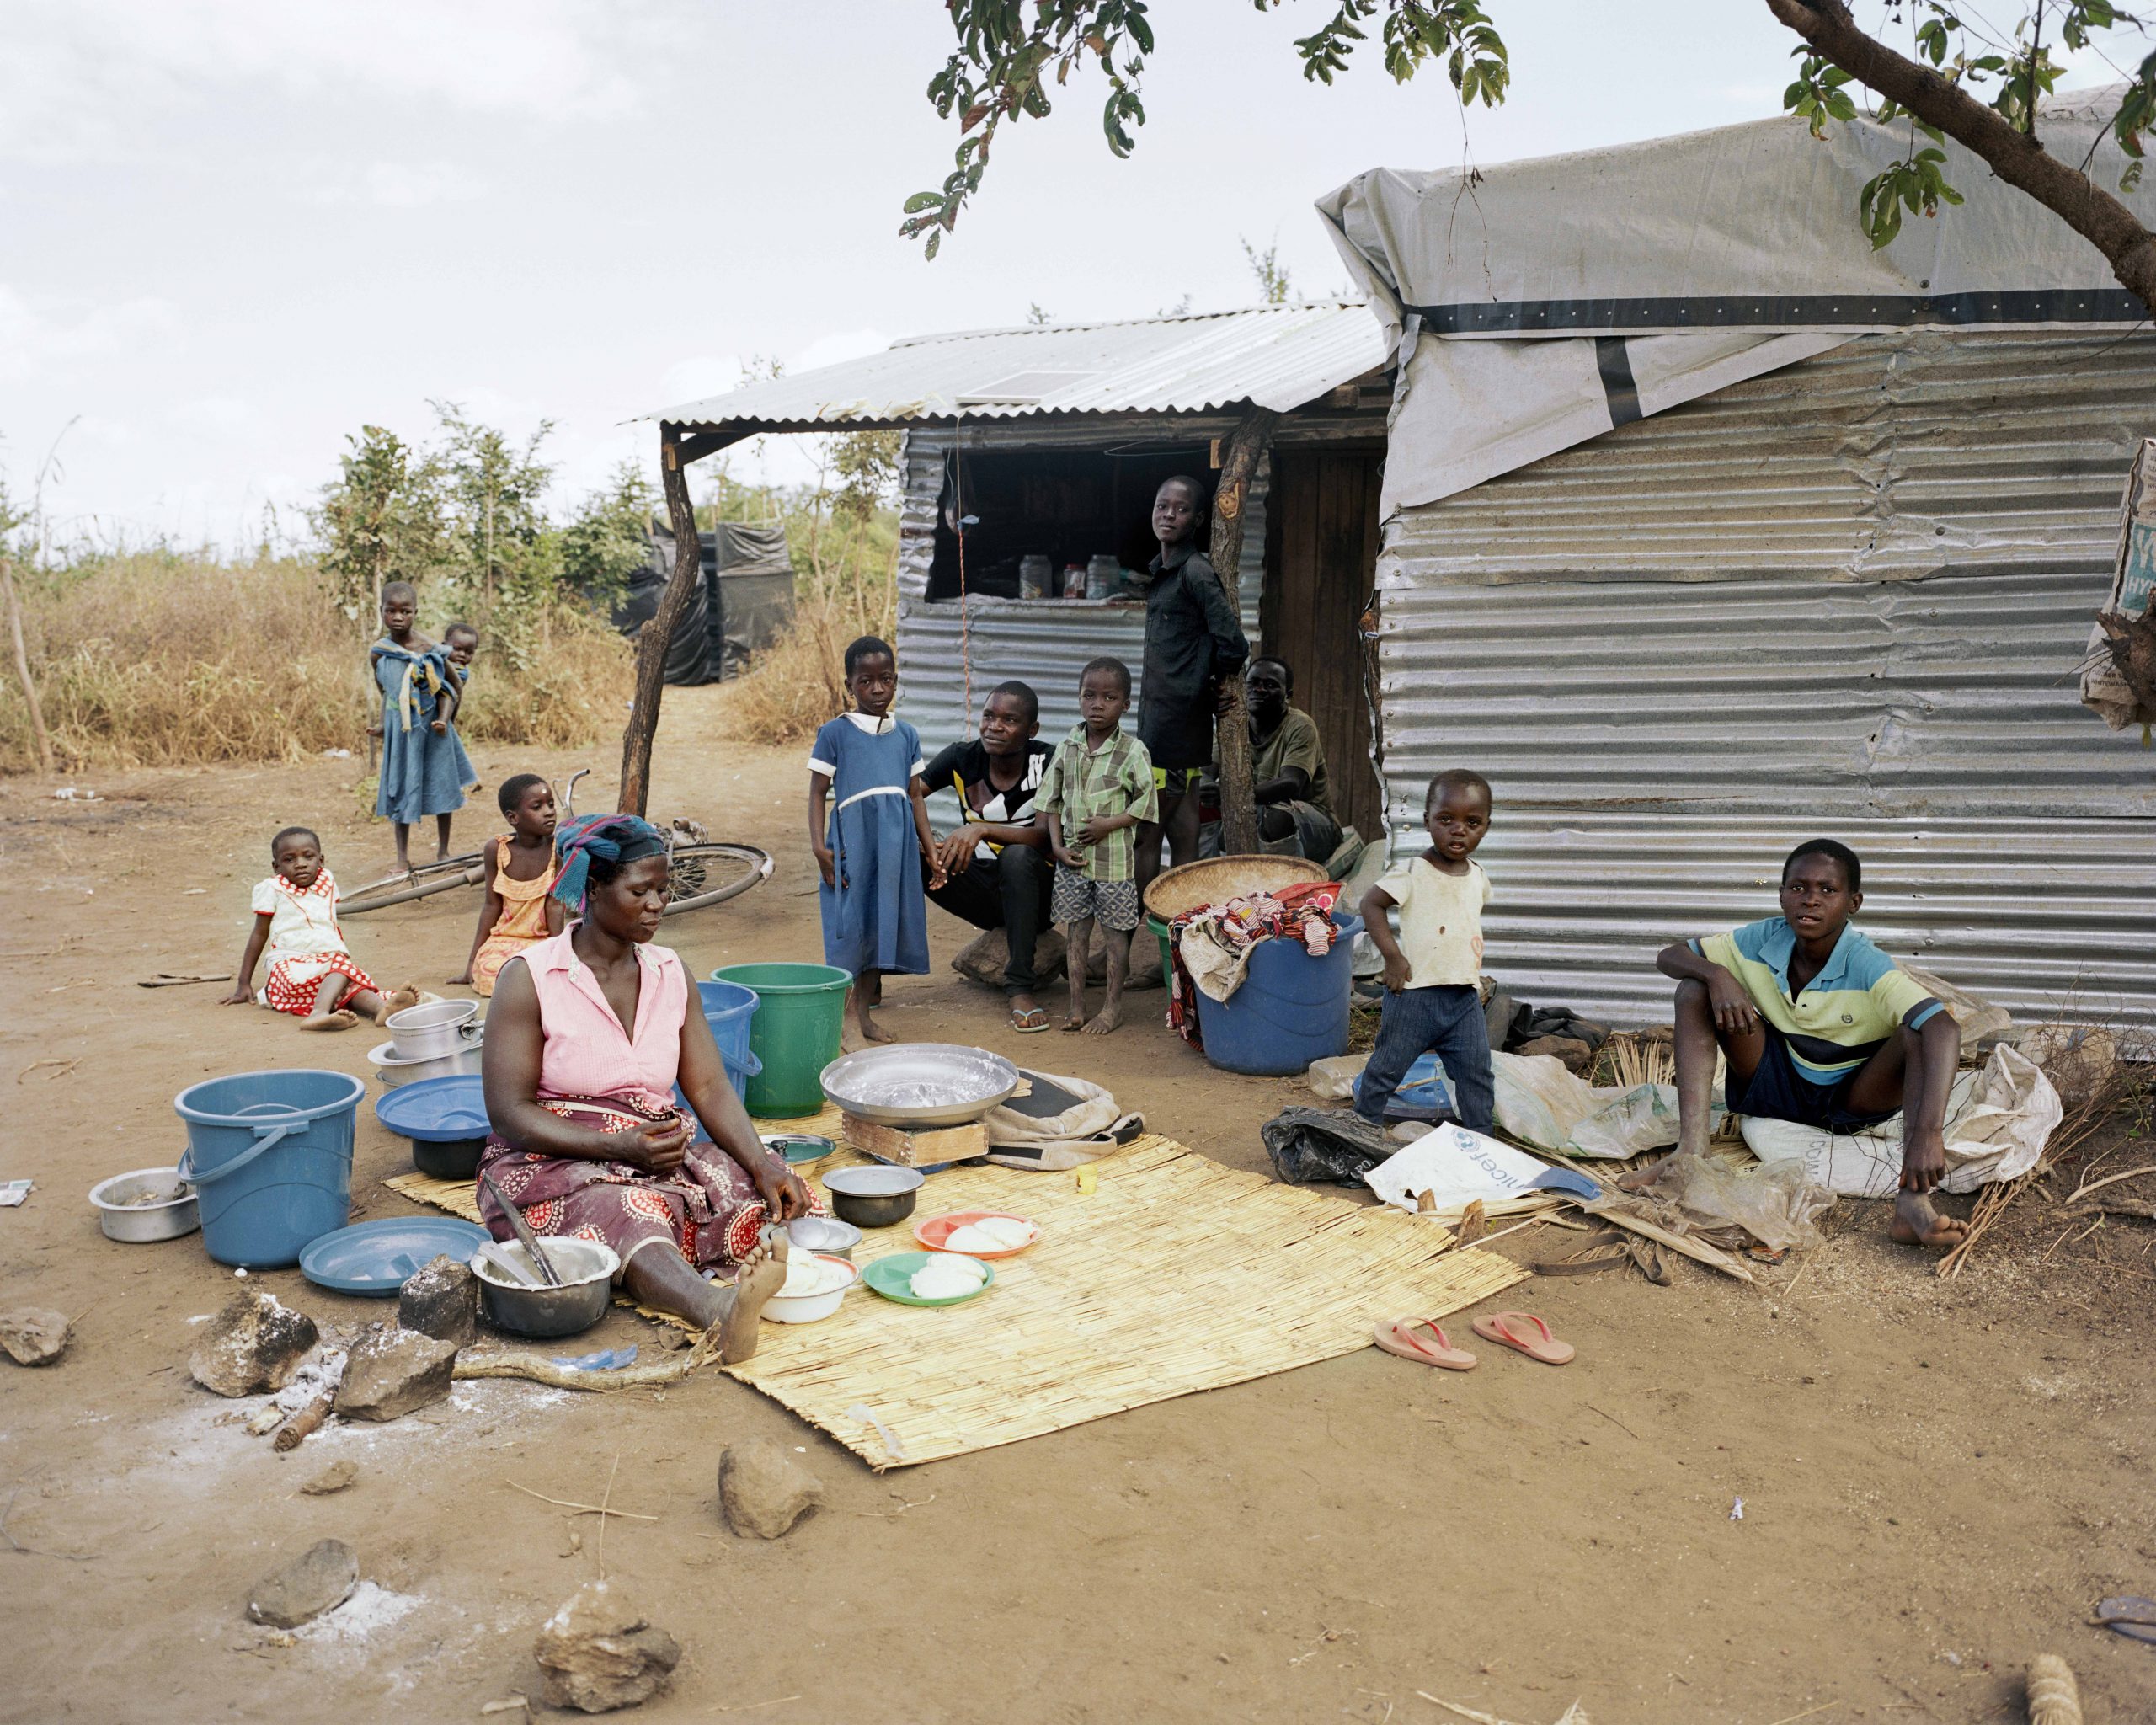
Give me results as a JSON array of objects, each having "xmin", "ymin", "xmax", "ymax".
[{"xmin": 818, "ymin": 1044, "xmax": 1021, "ymax": 1128}]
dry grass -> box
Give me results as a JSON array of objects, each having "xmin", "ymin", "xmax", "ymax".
[
  {"xmin": 719, "ymin": 584, "xmax": 896, "ymax": 747},
  {"xmin": 0, "ymin": 550, "xmax": 632, "ymax": 773},
  {"xmin": 1595, "ymin": 1028, "xmax": 1676, "ymax": 1090}
]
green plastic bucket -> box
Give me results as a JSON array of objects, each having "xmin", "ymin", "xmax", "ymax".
[
  {"xmin": 710, "ymin": 963, "xmax": 852, "ymax": 1117},
  {"xmin": 1147, "ymin": 915, "xmax": 1173, "ymax": 984}
]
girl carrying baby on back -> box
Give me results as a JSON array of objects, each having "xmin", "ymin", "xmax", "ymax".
[
  {"xmin": 448, "ymin": 772, "xmax": 565, "ymax": 996},
  {"xmin": 221, "ymin": 827, "xmax": 419, "ymax": 1031},
  {"xmin": 371, "ymin": 579, "xmax": 475, "ymax": 874}
]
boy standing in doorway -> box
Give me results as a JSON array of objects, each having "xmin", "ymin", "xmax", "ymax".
[{"xmin": 1135, "ymin": 474, "xmax": 1248, "ymax": 889}]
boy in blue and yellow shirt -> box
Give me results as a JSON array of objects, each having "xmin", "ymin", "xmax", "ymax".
[{"xmin": 1636, "ymin": 838, "xmax": 1967, "ymax": 1253}]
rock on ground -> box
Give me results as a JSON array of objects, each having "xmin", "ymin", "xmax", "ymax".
[
  {"xmin": 331, "ymin": 1324, "xmax": 456, "ymax": 1422},
  {"xmin": 247, "ymin": 1538, "xmax": 358, "ymax": 1628},
  {"xmin": 189, "ymin": 1292, "xmax": 319, "ymax": 1397},
  {"xmin": 300, "ymin": 1460, "xmax": 359, "ymax": 1496},
  {"xmin": 718, "ymin": 1437, "xmax": 824, "ymax": 1540},
  {"xmin": 1518, "ymin": 1034, "xmax": 1595, "ymax": 1075},
  {"xmin": 534, "ymin": 1579, "xmax": 680, "ymax": 1712},
  {"xmin": 0, "ymin": 1308, "xmax": 71, "ymax": 1367},
  {"xmin": 396, "ymin": 1255, "xmax": 478, "ymax": 1348}
]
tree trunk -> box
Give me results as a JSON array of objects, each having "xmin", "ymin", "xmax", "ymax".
[
  {"xmin": 616, "ymin": 425, "xmax": 742, "ymax": 816},
  {"xmin": 1, "ymin": 553, "xmax": 54, "ymax": 776},
  {"xmin": 1209, "ymin": 404, "xmax": 1281, "ymax": 856},
  {"xmin": 1764, "ymin": 0, "xmax": 2156, "ymax": 315}
]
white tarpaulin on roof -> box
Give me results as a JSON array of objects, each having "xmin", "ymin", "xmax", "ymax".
[{"xmin": 1316, "ymin": 90, "xmax": 2153, "ymax": 513}]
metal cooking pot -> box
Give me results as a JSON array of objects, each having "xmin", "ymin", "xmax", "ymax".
[
  {"xmin": 88, "ymin": 1166, "xmax": 200, "ymax": 1242},
  {"xmin": 411, "ymin": 1136, "xmax": 488, "ymax": 1181},
  {"xmin": 821, "ymin": 1164, "xmax": 926, "ymax": 1229},
  {"xmin": 819, "ymin": 1044, "xmax": 1020, "ymax": 1128},
  {"xmin": 471, "ymin": 1237, "xmax": 617, "ymax": 1338},
  {"xmin": 385, "ymin": 999, "xmax": 483, "ymax": 1063},
  {"xmin": 370, "ymin": 1039, "xmax": 485, "ymax": 1089}
]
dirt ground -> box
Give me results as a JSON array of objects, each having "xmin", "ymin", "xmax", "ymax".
[{"xmin": 3, "ymin": 686, "xmax": 2153, "ymax": 1725}]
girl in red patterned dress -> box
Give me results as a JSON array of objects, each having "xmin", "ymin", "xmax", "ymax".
[
  {"xmin": 221, "ymin": 827, "xmax": 419, "ymax": 1031},
  {"xmin": 478, "ymin": 814, "xmax": 813, "ymax": 1352}
]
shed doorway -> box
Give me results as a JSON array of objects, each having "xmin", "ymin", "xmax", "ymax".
[{"xmin": 1262, "ymin": 444, "xmax": 1386, "ymax": 842}]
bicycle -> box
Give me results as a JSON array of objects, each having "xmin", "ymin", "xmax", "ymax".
[{"xmin": 339, "ymin": 770, "xmax": 772, "ymax": 917}]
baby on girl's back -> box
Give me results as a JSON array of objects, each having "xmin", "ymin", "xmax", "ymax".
[{"xmin": 369, "ymin": 580, "xmax": 475, "ymax": 874}]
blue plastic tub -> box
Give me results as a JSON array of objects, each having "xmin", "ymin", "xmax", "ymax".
[
  {"xmin": 1193, "ymin": 913, "xmax": 1364, "ymax": 1076},
  {"xmin": 676, "ymin": 1044, "xmax": 764, "ymax": 1143},
  {"xmin": 174, "ymin": 1069, "xmax": 366, "ymax": 1268},
  {"xmin": 696, "ymin": 979, "xmax": 760, "ymax": 1072}
]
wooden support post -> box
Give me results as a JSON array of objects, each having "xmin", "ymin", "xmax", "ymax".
[
  {"xmin": 1209, "ymin": 403, "xmax": 1280, "ymax": 857},
  {"xmin": 616, "ymin": 424, "xmax": 745, "ymax": 816}
]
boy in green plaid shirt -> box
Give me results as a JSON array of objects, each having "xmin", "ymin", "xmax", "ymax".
[{"xmin": 1039, "ymin": 656, "xmax": 1158, "ymax": 1035}]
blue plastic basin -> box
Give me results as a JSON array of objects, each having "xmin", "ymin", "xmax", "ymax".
[{"xmin": 1193, "ymin": 912, "xmax": 1364, "ymax": 1076}]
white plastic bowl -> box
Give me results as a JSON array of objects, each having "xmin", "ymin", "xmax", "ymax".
[{"xmin": 762, "ymin": 1252, "xmax": 857, "ymax": 1324}]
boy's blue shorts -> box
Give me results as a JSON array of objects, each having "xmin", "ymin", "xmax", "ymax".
[{"xmin": 1729, "ymin": 1024, "xmax": 1897, "ymax": 1134}]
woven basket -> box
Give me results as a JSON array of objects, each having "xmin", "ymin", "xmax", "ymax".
[{"xmin": 1140, "ymin": 854, "xmax": 1328, "ymax": 921}]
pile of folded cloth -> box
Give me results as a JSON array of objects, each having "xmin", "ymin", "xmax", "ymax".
[{"xmin": 1165, "ymin": 882, "xmax": 1342, "ymax": 1049}]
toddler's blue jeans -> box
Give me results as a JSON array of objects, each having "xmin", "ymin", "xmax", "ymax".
[{"xmin": 1354, "ymin": 982, "xmax": 1495, "ymax": 1133}]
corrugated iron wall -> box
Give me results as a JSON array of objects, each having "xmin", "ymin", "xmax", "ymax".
[
  {"xmin": 1379, "ymin": 330, "xmax": 2156, "ymax": 1028},
  {"xmin": 895, "ymin": 416, "xmax": 1266, "ymax": 752}
]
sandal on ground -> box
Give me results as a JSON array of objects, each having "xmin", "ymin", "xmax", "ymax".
[
  {"xmin": 1532, "ymin": 1229, "xmax": 1668, "ymax": 1286},
  {"xmin": 1372, "ymin": 1318, "xmax": 1477, "ymax": 1370},
  {"xmin": 1010, "ymin": 1005, "xmax": 1050, "ymax": 1034},
  {"xmin": 2096, "ymin": 1596, "xmax": 2156, "ymax": 1644},
  {"xmin": 1470, "ymin": 1310, "xmax": 1576, "ymax": 1365}
]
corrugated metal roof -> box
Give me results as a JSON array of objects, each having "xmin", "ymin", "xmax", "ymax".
[
  {"xmin": 892, "ymin": 418, "xmax": 1266, "ymax": 756},
  {"xmin": 1376, "ymin": 328, "xmax": 2156, "ymax": 1028},
  {"xmin": 653, "ymin": 303, "xmax": 1390, "ymax": 431}
]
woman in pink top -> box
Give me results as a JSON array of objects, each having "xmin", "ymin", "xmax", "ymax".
[{"xmin": 479, "ymin": 814, "xmax": 813, "ymax": 1353}]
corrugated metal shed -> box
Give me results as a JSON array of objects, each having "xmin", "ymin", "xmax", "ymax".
[
  {"xmin": 654, "ymin": 303, "xmax": 1389, "ymax": 430},
  {"xmin": 1378, "ymin": 329, "xmax": 2156, "ymax": 1028},
  {"xmin": 894, "ymin": 417, "xmax": 1267, "ymax": 756}
]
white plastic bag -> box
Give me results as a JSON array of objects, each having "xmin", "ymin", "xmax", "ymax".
[
  {"xmin": 1363, "ymin": 1121, "xmax": 1600, "ymax": 1220},
  {"xmin": 1492, "ymin": 1051, "xmax": 1701, "ymax": 1161},
  {"xmin": 1738, "ymin": 1044, "xmax": 2060, "ymax": 1197}
]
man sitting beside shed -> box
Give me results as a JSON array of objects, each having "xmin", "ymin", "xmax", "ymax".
[
  {"xmin": 1237, "ymin": 658, "xmax": 1342, "ymax": 862},
  {"xmin": 920, "ymin": 681, "xmax": 1057, "ymax": 1033},
  {"xmin": 1626, "ymin": 838, "xmax": 1969, "ymax": 1252}
]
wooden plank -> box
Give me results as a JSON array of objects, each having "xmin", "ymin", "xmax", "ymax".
[{"xmin": 840, "ymin": 1113, "xmax": 990, "ymax": 1167}]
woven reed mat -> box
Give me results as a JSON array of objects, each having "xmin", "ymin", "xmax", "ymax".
[{"xmin": 384, "ymin": 1123, "xmax": 1525, "ymax": 1471}]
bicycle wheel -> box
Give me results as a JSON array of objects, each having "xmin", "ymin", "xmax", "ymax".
[
  {"xmin": 661, "ymin": 842, "xmax": 773, "ymax": 916},
  {"xmin": 339, "ymin": 854, "xmax": 487, "ymax": 915}
]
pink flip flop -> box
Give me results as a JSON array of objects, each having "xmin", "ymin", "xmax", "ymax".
[
  {"xmin": 1373, "ymin": 1318, "xmax": 1478, "ymax": 1370},
  {"xmin": 1470, "ymin": 1310, "xmax": 1575, "ymax": 1365}
]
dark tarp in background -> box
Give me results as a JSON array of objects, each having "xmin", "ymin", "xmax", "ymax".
[{"xmin": 616, "ymin": 515, "xmax": 795, "ymax": 685}]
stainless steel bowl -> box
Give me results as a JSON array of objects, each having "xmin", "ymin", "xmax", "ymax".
[
  {"xmin": 820, "ymin": 1163, "xmax": 926, "ymax": 1229},
  {"xmin": 471, "ymin": 1237, "xmax": 617, "ymax": 1338},
  {"xmin": 370, "ymin": 1038, "xmax": 485, "ymax": 1089},
  {"xmin": 385, "ymin": 999, "xmax": 483, "ymax": 1063},
  {"xmin": 88, "ymin": 1166, "xmax": 200, "ymax": 1242},
  {"xmin": 786, "ymin": 1214, "xmax": 863, "ymax": 1260},
  {"xmin": 819, "ymin": 1044, "xmax": 1021, "ymax": 1128}
]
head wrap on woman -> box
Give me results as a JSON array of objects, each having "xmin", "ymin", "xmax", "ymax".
[{"xmin": 551, "ymin": 814, "xmax": 668, "ymax": 913}]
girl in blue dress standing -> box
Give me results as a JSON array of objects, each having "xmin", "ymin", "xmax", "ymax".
[
  {"xmin": 369, "ymin": 579, "xmax": 476, "ymax": 873},
  {"xmin": 808, "ymin": 636, "xmax": 943, "ymax": 1044}
]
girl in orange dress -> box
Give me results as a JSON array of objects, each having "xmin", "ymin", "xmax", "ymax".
[{"xmin": 450, "ymin": 775, "xmax": 565, "ymax": 996}]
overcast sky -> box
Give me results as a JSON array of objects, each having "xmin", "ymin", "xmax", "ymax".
[{"xmin": 0, "ymin": 1, "xmax": 2123, "ymax": 552}]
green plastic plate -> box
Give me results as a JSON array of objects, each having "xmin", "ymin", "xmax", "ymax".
[{"xmin": 861, "ymin": 1251, "xmax": 996, "ymax": 1308}]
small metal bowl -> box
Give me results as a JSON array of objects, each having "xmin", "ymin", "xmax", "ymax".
[
  {"xmin": 88, "ymin": 1166, "xmax": 200, "ymax": 1242},
  {"xmin": 786, "ymin": 1214, "xmax": 862, "ymax": 1260},
  {"xmin": 821, "ymin": 1164, "xmax": 926, "ymax": 1229},
  {"xmin": 470, "ymin": 1237, "xmax": 617, "ymax": 1338}
]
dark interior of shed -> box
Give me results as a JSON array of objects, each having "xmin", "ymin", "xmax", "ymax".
[{"xmin": 926, "ymin": 444, "xmax": 1211, "ymax": 601}]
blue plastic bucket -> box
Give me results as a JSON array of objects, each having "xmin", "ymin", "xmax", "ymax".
[
  {"xmin": 675, "ymin": 1044, "xmax": 765, "ymax": 1143},
  {"xmin": 1194, "ymin": 913, "xmax": 1364, "ymax": 1076},
  {"xmin": 174, "ymin": 1069, "xmax": 366, "ymax": 1268},
  {"xmin": 696, "ymin": 980, "xmax": 760, "ymax": 1073}
]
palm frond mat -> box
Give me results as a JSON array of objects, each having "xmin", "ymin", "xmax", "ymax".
[{"xmin": 385, "ymin": 1122, "xmax": 1525, "ymax": 1470}]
